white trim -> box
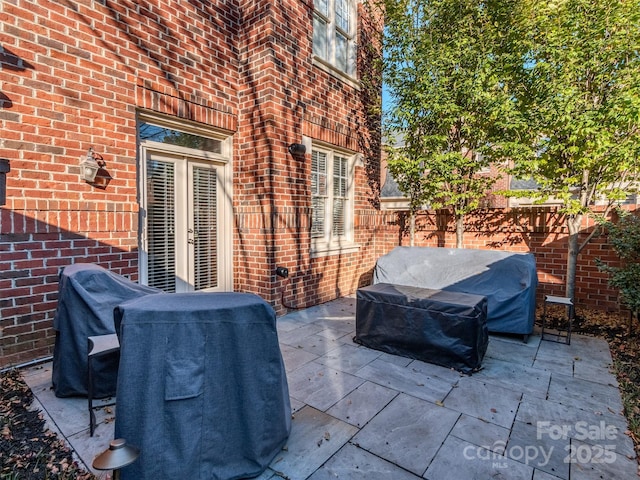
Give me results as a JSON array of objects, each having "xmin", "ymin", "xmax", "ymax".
[
  {"xmin": 309, "ymin": 140, "xmax": 360, "ymax": 257},
  {"xmin": 140, "ymin": 139, "xmax": 230, "ymax": 165},
  {"xmin": 311, "ymin": 242, "xmax": 360, "ymax": 258},
  {"xmin": 380, "ymin": 196, "xmax": 410, "ymax": 211},
  {"xmin": 312, "ymin": 56, "xmax": 361, "ymax": 89}
]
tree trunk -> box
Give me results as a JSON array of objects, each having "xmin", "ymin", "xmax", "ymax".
[
  {"xmin": 565, "ymin": 214, "xmax": 582, "ymax": 300},
  {"xmin": 409, "ymin": 211, "xmax": 415, "ymax": 247},
  {"xmin": 455, "ymin": 213, "xmax": 464, "ymax": 248}
]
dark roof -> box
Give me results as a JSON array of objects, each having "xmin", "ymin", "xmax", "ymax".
[{"xmin": 380, "ymin": 171, "xmax": 404, "ymax": 197}]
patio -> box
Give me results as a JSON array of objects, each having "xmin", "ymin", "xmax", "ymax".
[{"xmin": 22, "ymin": 295, "xmax": 637, "ymax": 479}]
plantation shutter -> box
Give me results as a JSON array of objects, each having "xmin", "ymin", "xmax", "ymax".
[
  {"xmin": 192, "ymin": 166, "xmax": 218, "ymax": 291},
  {"xmin": 311, "ymin": 150, "xmax": 328, "ymax": 238},
  {"xmin": 332, "ymin": 156, "xmax": 348, "ymax": 236},
  {"xmin": 146, "ymin": 160, "xmax": 176, "ymax": 292}
]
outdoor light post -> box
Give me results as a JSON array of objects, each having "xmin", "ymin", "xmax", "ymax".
[{"xmin": 93, "ymin": 438, "xmax": 140, "ymax": 480}]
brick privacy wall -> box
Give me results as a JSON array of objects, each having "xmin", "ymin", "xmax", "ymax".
[{"xmin": 372, "ymin": 206, "xmax": 630, "ymax": 312}]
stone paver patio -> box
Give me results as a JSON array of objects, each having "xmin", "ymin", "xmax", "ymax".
[{"xmin": 21, "ymin": 296, "xmax": 637, "ymax": 479}]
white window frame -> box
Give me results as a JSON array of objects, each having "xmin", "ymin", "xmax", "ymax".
[
  {"xmin": 313, "ymin": 0, "xmax": 358, "ymax": 83},
  {"xmin": 309, "ymin": 140, "xmax": 359, "ymax": 257}
]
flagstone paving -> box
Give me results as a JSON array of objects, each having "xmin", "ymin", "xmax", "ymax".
[{"xmin": 22, "ymin": 295, "xmax": 637, "ymax": 479}]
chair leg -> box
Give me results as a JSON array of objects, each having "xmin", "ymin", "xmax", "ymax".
[
  {"xmin": 87, "ymin": 334, "xmax": 120, "ymax": 437},
  {"xmin": 88, "ymin": 354, "xmax": 96, "ymax": 436}
]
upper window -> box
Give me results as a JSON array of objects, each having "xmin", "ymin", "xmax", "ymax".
[
  {"xmin": 311, "ymin": 146, "xmax": 357, "ymax": 255},
  {"xmin": 139, "ymin": 123, "xmax": 223, "ymax": 154},
  {"xmin": 313, "ymin": 0, "xmax": 356, "ymax": 77}
]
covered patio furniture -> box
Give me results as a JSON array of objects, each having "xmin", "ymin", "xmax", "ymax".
[
  {"xmin": 114, "ymin": 292, "xmax": 291, "ymax": 480},
  {"xmin": 355, "ymin": 283, "xmax": 488, "ymax": 373},
  {"xmin": 373, "ymin": 246, "xmax": 538, "ymax": 337},
  {"xmin": 51, "ymin": 263, "xmax": 161, "ymax": 398}
]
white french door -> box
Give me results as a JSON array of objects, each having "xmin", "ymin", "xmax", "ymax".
[{"xmin": 141, "ymin": 149, "xmax": 231, "ymax": 293}]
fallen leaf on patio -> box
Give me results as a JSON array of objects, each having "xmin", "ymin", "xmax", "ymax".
[{"xmin": 435, "ymin": 400, "xmax": 444, "ymax": 407}]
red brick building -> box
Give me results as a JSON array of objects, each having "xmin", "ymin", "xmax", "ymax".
[
  {"xmin": 1, "ymin": 0, "xmax": 387, "ymax": 367},
  {"xmin": 0, "ymin": 0, "xmax": 630, "ymax": 368}
]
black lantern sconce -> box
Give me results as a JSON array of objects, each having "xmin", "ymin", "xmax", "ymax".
[
  {"xmin": 0, "ymin": 159, "xmax": 9, "ymax": 206},
  {"xmin": 93, "ymin": 438, "xmax": 140, "ymax": 480},
  {"xmin": 80, "ymin": 147, "xmax": 106, "ymax": 183},
  {"xmin": 288, "ymin": 143, "xmax": 306, "ymax": 156}
]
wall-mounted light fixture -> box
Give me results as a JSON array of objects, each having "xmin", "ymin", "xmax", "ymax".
[
  {"xmin": 0, "ymin": 159, "xmax": 9, "ymax": 206},
  {"xmin": 80, "ymin": 147, "xmax": 106, "ymax": 183},
  {"xmin": 288, "ymin": 143, "xmax": 306, "ymax": 156},
  {"xmin": 275, "ymin": 266, "xmax": 289, "ymax": 278}
]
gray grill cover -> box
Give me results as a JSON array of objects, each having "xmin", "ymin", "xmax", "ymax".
[
  {"xmin": 114, "ymin": 292, "xmax": 291, "ymax": 480},
  {"xmin": 373, "ymin": 246, "xmax": 537, "ymax": 335},
  {"xmin": 355, "ymin": 283, "xmax": 488, "ymax": 373},
  {"xmin": 52, "ymin": 263, "xmax": 161, "ymax": 398}
]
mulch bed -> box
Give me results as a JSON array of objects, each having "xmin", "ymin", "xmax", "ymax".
[{"xmin": 0, "ymin": 369, "xmax": 96, "ymax": 480}]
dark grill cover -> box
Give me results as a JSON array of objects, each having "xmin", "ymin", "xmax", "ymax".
[
  {"xmin": 52, "ymin": 263, "xmax": 161, "ymax": 398},
  {"xmin": 114, "ymin": 292, "xmax": 291, "ymax": 480},
  {"xmin": 355, "ymin": 283, "xmax": 488, "ymax": 373}
]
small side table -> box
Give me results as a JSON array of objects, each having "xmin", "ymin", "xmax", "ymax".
[{"xmin": 541, "ymin": 295, "xmax": 574, "ymax": 345}]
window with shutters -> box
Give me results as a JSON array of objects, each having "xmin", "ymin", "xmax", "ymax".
[
  {"xmin": 313, "ymin": 0, "xmax": 357, "ymax": 79},
  {"xmin": 310, "ymin": 146, "xmax": 357, "ymax": 256}
]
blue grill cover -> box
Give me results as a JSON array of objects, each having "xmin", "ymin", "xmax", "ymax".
[{"xmin": 114, "ymin": 292, "xmax": 291, "ymax": 480}]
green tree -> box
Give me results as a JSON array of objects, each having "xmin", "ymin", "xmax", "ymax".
[
  {"xmin": 386, "ymin": 141, "xmax": 438, "ymax": 246},
  {"xmin": 596, "ymin": 209, "xmax": 640, "ymax": 334},
  {"xmin": 507, "ymin": 0, "xmax": 640, "ymax": 300},
  {"xmin": 382, "ymin": 0, "xmax": 523, "ymax": 247}
]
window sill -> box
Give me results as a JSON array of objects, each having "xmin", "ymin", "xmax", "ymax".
[
  {"xmin": 312, "ymin": 56, "xmax": 360, "ymax": 90},
  {"xmin": 311, "ymin": 240, "xmax": 360, "ymax": 258}
]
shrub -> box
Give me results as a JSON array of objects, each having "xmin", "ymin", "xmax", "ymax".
[{"xmin": 596, "ymin": 209, "xmax": 640, "ymax": 334}]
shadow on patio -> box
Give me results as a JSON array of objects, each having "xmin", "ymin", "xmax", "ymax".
[{"xmin": 21, "ymin": 296, "xmax": 637, "ymax": 480}]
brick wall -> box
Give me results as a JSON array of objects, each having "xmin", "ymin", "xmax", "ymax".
[
  {"xmin": 232, "ymin": 0, "xmax": 384, "ymax": 310},
  {"xmin": 371, "ymin": 206, "xmax": 631, "ymax": 312},
  {"xmin": 1, "ymin": 0, "xmax": 243, "ymax": 367}
]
